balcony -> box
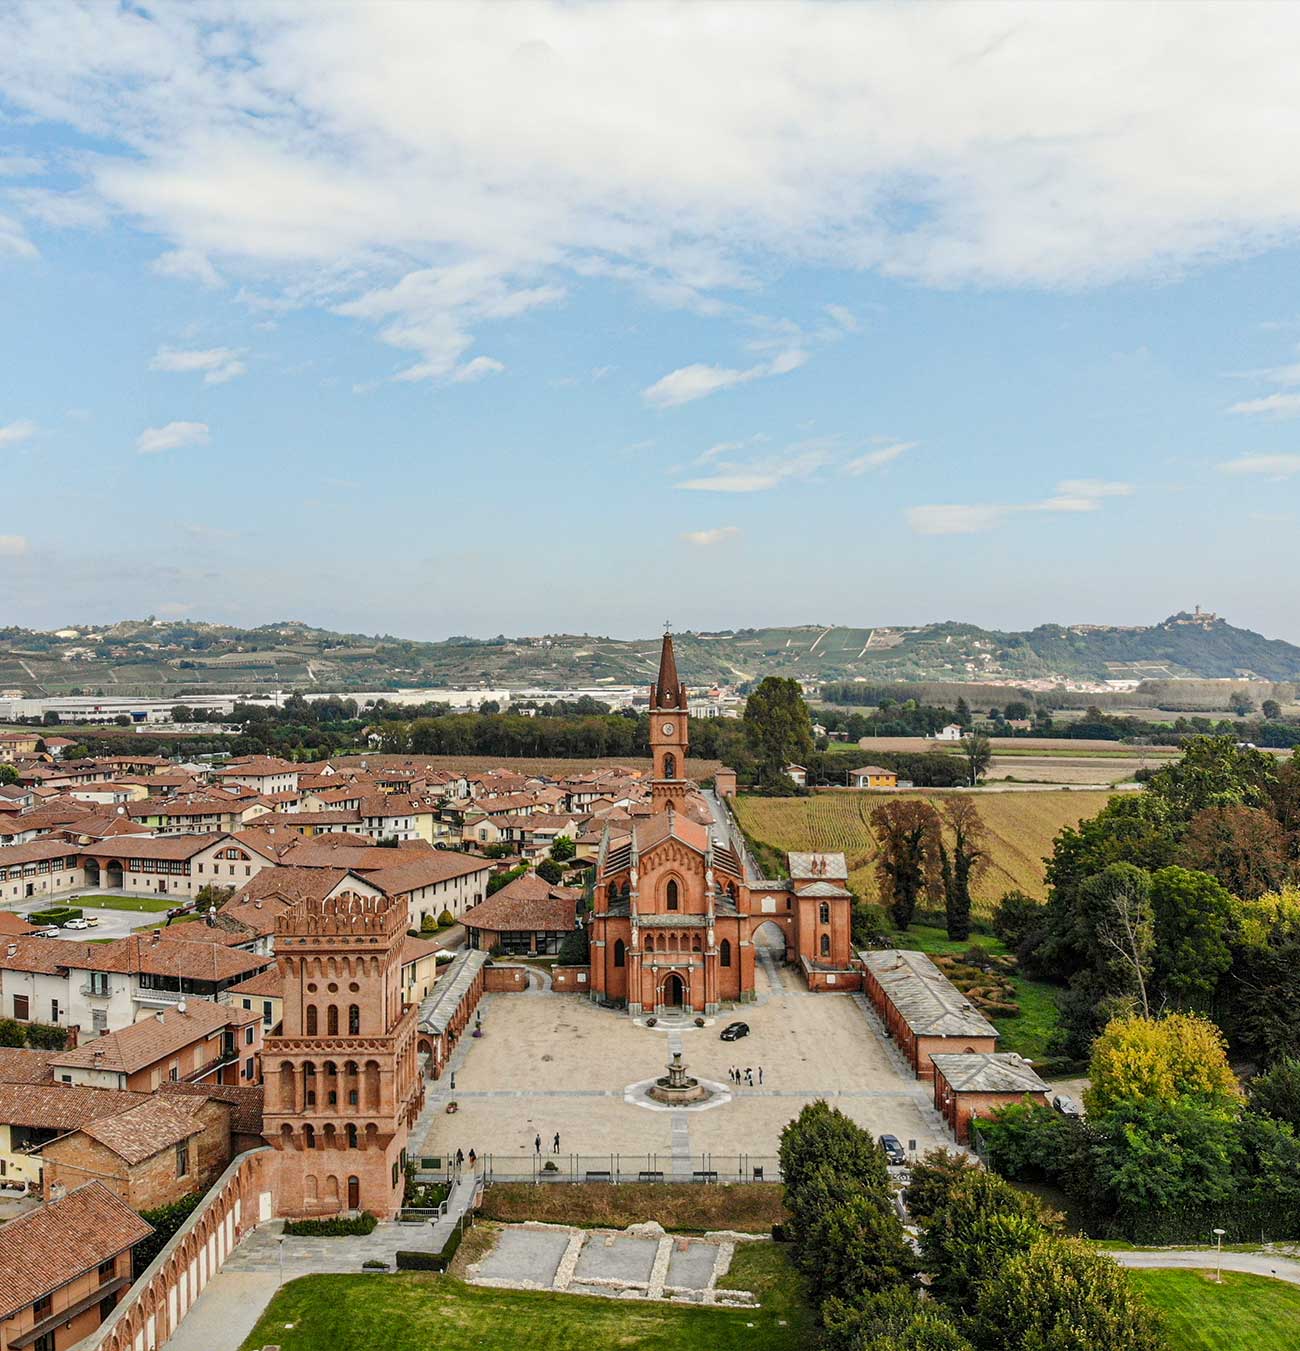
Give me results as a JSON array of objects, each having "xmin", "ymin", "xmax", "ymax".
[{"xmin": 78, "ymin": 983, "xmax": 113, "ymax": 1001}]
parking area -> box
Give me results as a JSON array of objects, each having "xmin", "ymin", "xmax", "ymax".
[
  {"xmin": 3, "ymin": 893, "xmax": 179, "ymax": 941},
  {"xmin": 416, "ymin": 967, "xmax": 949, "ymax": 1169}
]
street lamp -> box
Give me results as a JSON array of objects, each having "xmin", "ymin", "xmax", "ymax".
[
  {"xmin": 278, "ymin": 1235, "xmax": 285, "ymax": 1287},
  {"xmin": 1213, "ymin": 1227, "xmax": 1226, "ymax": 1283}
]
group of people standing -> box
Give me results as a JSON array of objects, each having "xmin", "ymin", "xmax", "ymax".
[{"xmin": 728, "ymin": 1065, "xmax": 763, "ymax": 1086}]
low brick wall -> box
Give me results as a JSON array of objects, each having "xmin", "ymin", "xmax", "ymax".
[
  {"xmin": 484, "ymin": 965, "xmax": 527, "ymax": 992},
  {"xmin": 71, "ymin": 1147, "xmax": 278, "ymax": 1351},
  {"xmin": 804, "ymin": 966, "xmax": 863, "ymax": 993},
  {"xmin": 551, "ymin": 965, "xmax": 590, "ymax": 992}
]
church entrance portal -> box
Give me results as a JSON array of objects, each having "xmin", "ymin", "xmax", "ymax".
[{"xmin": 660, "ymin": 973, "xmax": 685, "ymax": 1008}]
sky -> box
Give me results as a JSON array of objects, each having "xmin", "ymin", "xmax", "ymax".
[{"xmin": 2, "ymin": 1, "xmax": 1300, "ymax": 644}]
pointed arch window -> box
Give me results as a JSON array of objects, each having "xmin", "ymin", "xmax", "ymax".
[
  {"xmin": 306, "ymin": 1005, "xmax": 318, "ymax": 1035},
  {"xmin": 820, "ymin": 933, "xmax": 831, "ymax": 957},
  {"xmin": 819, "ymin": 902, "xmax": 831, "ymax": 924},
  {"xmin": 614, "ymin": 939, "xmax": 626, "ymax": 968},
  {"xmin": 666, "ymin": 879, "xmax": 679, "ymax": 911},
  {"xmin": 720, "ymin": 939, "xmax": 732, "ymax": 968}
]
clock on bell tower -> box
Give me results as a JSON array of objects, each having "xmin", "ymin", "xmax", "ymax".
[{"xmin": 649, "ymin": 632, "xmax": 690, "ymax": 808}]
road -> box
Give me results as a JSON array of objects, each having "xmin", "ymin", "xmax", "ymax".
[{"xmin": 1110, "ymin": 1247, "xmax": 1300, "ymax": 1286}]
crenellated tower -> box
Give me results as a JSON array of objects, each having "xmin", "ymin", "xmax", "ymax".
[
  {"xmin": 649, "ymin": 631, "xmax": 690, "ymax": 811},
  {"xmin": 262, "ymin": 890, "xmax": 423, "ymax": 1220}
]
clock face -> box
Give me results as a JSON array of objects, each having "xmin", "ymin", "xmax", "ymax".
[{"xmin": 661, "ymin": 722, "xmax": 676, "ymax": 736}]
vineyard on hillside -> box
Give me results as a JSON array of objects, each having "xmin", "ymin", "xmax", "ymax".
[{"xmin": 733, "ymin": 789, "xmax": 1118, "ymax": 918}]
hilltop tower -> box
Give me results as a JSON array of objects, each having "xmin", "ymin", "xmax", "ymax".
[
  {"xmin": 648, "ymin": 631, "xmax": 690, "ymax": 812},
  {"xmin": 262, "ymin": 891, "xmax": 423, "ymax": 1220}
]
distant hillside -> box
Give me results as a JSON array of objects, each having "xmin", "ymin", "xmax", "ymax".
[{"xmin": 1, "ymin": 610, "xmax": 1298, "ymax": 698}]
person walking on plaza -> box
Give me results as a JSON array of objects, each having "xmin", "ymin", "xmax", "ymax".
[
  {"xmin": 758, "ymin": 1066, "xmax": 764, "ymax": 1086},
  {"xmin": 468, "ymin": 1148, "xmax": 476, "ymax": 1170},
  {"xmin": 553, "ymin": 1132, "xmax": 561, "ymax": 1154},
  {"xmin": 745, "ymin": 1067, "xmax": 754, "ymax": 1086},
  {"xmin": 535, "ymin": 1132, "xmax": 542, "ymax": 1155},
  {"xmin": 455, "ymin": 1147, "xmax": 464, "ymax": 1171}
]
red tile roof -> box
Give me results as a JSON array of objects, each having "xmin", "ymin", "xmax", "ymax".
[
  {"xmin": 50, "ymin": 1001, "xmax": 260, "ymax": 1076},
  {"xmin": 79, "ymin": 1093, "xmax": 214, "ymax": 1164}
]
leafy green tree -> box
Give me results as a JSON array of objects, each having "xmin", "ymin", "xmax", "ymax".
[
  {"xmin": 962, "ymin": 734, "xmax": 991, "ymax": 787},
  {"xmin": 803, "ymin": 1191, "xmax": 919, "ymax": 1306},
  {"xmin": 973, "ymin": 1099, "xmax": 1078, "ymax": 1184},
  {"xmin": 990, "ymin": 890, "xmax": 1041, "ymax": 951},
  {"xmin": 1143, "ymin": 734, "xmax": 1276, "ymax": 817},
  {"xmin": 902, "ymin": 1149, "xmax": 978, "ymax": 1223},
  {"xmin": 1263, "ymin": 699, "xmax": 1283, "ymax": 721},
  {"xmin": 971, "ymin": 1237, "xmax": 1165, "ymax": 1351},
  {"xmin": 823, "ymin": 1288, "xmax": 974, "ymax": 1351},
  {"xmin": 1178, "ymin": 804, "xmax": 1288, "ymax": 899},
  {"xmin": 536, "ymin": 858, "xmax": 565, "ymax": 884},
  {"xmin": 743, "ymin": 677, "xmax": 814, "ymax": 786},
  {"xmin": 1148, "ymin": 866, "xmax": 1234, "ymax": 1010},
  {"xmin": 549, "ymin": 835, "xmax": 577, "ymax": 862},
  {"xmin": 1248, "ymin": 1056, "xmax": 1300, "ymax": 1131},
  {"xmin": 1086, "ymin": 1012, "xmax": 1240, "ymax": 1116},
  {"xmin": 0, "ymin": 764, "xmax": 18, "ymax": 786},
  {"xmin": 954, "ymin": 697, "xmax": 971, "ymax": 727},
  {"xmin": 939, "ymin": 798, "xmax": 987, "ymax": 941},
  {"xmin": 779, "ymin": 1101, "xmax": 890, "ymax": 1203},
  {"xmin": 557, "ymin": 923, "xmax": 589, "ymax": 965}
]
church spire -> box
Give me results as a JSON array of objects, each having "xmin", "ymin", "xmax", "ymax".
[{"xmin": 652, "ymin": 631, "xmax": 684, "ymax": 709}]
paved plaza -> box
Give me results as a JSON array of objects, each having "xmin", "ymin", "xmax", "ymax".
[
  {"xmin": 414, "ymin": 959, "xmax": 951, "ymax": 1175},
  {"xmin": 469, "ymin": 1221, "xmax": 759, "ymax": 1304}
]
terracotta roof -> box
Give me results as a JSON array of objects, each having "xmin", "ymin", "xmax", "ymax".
[
  {"xmin": 930, "ymin": 1052, "xmax": 1050, "ymax": 1095},
  {"xmin": 632, "ymin": 809, "xmax": 710, "ymax": 857},
  {"xmin": 462, "ymin": 876, "xmax": 579, "ymax": 934},
  {"xmin": 226, "ymin": 967, "xmax": 285, "ymax": 999},
  {"xmin": 140, "ymin": 920, "xmax": 257, "ymax": 948},
  {"xmin": 0, "ymin": 935, "xmax": 102, "ymax": 976},
  {"xmin": 0, "ymin": 910, "xmax": 38, "ymax": 936},
  {"xmin": 161, "ymin": 1080, "xmax": 264, "ymax": 1135},
  {"xmin": 79, "ymin": 1093, "xmax": 214, "ymax": 1164},
  {"xmin": 850, "ymin": 765, "xmax": 896, "ymax": 776},
  {"xmin": 81, "ymin": 833, "xmax": 226, "ymax": 861},
  {"xmin": 274, "ymin": 841, "xmax": 434, "ymax": 872},
  {"xmin": 51, "ymin": 1001, "xmax": 260, "ymax": 1075},
  {"xmin": 0, "ymin": 1082, "xmax": 146, "ymax": 1131},
  {"xmin": 402, "ymin": 934, "xmax": 443, "ymax": 964},
  {"xmin": 215, "ymin": 756, "xmax": 298, "ymax": 777},
  {"xmin": 70, "ymin": 934, "xmax": 271, "ymax": 982},
  {"xmin": 362, "ymin": 853, "xmax": 493, "ymax": 896},
  {"xmin": 0, "ymin": 838, "xmax": 82, "ymax": 867},
  {"xmin": 223, "ymin": 868, "xmax": 359, "ymax": 921},
  {"xmin": 0, "ymin": 1046, "xmax": 59, "ymax": 1084},
  {"xmin": 0, "ymin": 1183, "xmax": 153, "ymax": 1319}
]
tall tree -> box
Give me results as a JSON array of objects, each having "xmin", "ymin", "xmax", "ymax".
[
  {"xmin": 1148, "ymin": 866, "xmax": 1234, "ymax": 1011},
  {"xmin": 1086, "ymin": 1012, "xmax": 1241, "ymax": 1116},
  {"xmin": 743, "ymin": 676, "xmax": 814, "ymax": 787},
  {"xmin": 962, "ymin": 733, "xmax": 991, "ymax": 787},
  {"xmin": 1178, "ymin": 804, "xmax": 1289, "ymax": 899},
  {"xmin": 872, "ymin": 799, "xmax": 943, "ymax": 928},
  {"xmin": 1079, "ymin": 864, "xmax": 1155, "ymax": 1018},
  {"xmin": 939, "ymin": 798, "xmax": 988, "ymax": 941}
]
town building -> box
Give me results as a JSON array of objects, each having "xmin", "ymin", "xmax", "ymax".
[
  {"xmin": 462, "ymin": 871, "xmax": 581, "ymax": 955},
  {"xmin": 0, "ymin": 1182, "xmax": 151, "ymax": 1351},
  {"xmin": 262, "ymin": 890, "xmax": 423, "ymax": 1220},
  {"xmin": 847, "ymin": 765, "xmax": 899, "ymax": 789},
  {"xmin": 930, "ymin": 1051, "xmax": 1051, "ymax": 1143},
  {"xmin": 587, "ymin": 635, "xmax": 857, "ymax": 1015}
]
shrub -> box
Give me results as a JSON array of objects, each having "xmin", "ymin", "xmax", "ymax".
[
  {"xmin": 991, "ymin": 890, "xmax": 1041, "ymax": 949},
  {"xmin": 395, "ymin": 1249, "xmax": 439, "ymax": 1270},
  {"xmin": 362, "ymin": 1258, "xmax": 388, "ymax": 1270},
  {"xmin": 134, "ymin": 1192, "xmax": 204, "ymax": 1275},
  {"xmin": 283, "ymin": 1211, "xmax": 377, "ymax": 1237},
  {"xmin": 24, "ymin": 1022, "xmax": 68, "ymax": 1050},
  {"xmin": 903, "ymin": 1149, "xmax": 978, "ymax": 1223},
  {"xmin": 438, "ymin": 909, "xmax": 455, "ymax": 927},
  {"xmin": 536, "ymin": 859, "xmax": 565, "ymax": 885},
  {"xmin": 0, "ymin": 1019, "xmax": 26, "ymax": 1048}
]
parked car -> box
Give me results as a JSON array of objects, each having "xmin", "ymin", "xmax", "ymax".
[
  {"xmin": 720, "ymin": 1021, "xmax": 750, "ymax": 1042},
  {"xmin": 83, "ymin": 915, "xmax": 99, "ymax": 927},
  {"xmin": 879, "ymin": 1134, "xmax": 907, "ymax": 1166},
  {"xmin": 62, "ymin": 916, "xmax": 90, "ymax": 930},
  {"xmin": 38, "ymin": 925, "xmax": 62, "ymax": 938},
  {"xmin": 1052, "ymin": 1093, "xmax": 1083, "ymax": 1117}
]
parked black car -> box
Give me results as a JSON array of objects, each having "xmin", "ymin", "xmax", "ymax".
[
  {"xmin": 879, "ymin": 1134, "xmax": 907, "ymax": 1166},
  {"xmin": 720, "ymin": 1021, "xmax": 750, "ymax": 1042}
]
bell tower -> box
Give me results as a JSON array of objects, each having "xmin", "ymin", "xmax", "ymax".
[{"xmin": 649, "ymin": 630, "xmax": 690, "ymax": 811}]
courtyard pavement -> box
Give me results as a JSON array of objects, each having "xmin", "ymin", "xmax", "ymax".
[{"xmin": 414, "ymin": 956, "xmax": 952, "ymax": 1175}]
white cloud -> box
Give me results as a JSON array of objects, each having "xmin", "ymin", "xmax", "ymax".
[
  {"xmin": 0, "ymin": 535, "xmax": 28, "ymax": 557},
  {"xmin": 1227, "ymin": 393, "xmax": 1300, "ymax": 418},
  {"xmin": 450, "ymin": 355, "xmax": 505, "ymax": 383},
  {"xmin": 11, "ymin": 6, "xmax": 1300, "ymax": 368},
  {"xmin": 845, "ymin": 440, "xmax": 916, "ymax": 474},
  {"xmin": 0, "ymin": 419, "xmax": 38, "ymax": 447},
  {"xmin": 136, "ymin": 421, "xmax": 209, "ymax": 455},
  {"xmin": 643, "ymin": 350, "xmax": 807, "ymax": 409},
  {"xmin": 150, "ymin": 346, "xmax": 246, "ymax": 384},
  {"xmin": 11, "ymin": 188, "xmax": 108, "ymax": 229},
  {"xmin": 0, "ymin": 152, "xmax": 43, "ymax": 176},
  {"xmin": 681, "ymin": 525, "xmax": 740, "ymax": 546},
  {"xmin": 152, "ymin": 249, "xmax": 223, "ymax": 289},
  {"xmin": 676, "ymin": 440, "xmax": 832, "ymax": 493},
  {"xmin": 1217, "ymin": 453, "xmax": 1300, "ymax": 478},
  {"xmin": 823, "ymin": 304, "xmax": 859, "ymax": 333},
  {"xmin": 0, "ymin": 211, "xmax": 36, "ymax": 258},
  {"xmin": 907, "ymin": 479, "xmax": 1133, "ymax": 535}
]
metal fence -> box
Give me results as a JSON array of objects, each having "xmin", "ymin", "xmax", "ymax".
[{"xmin": 477, "ymin": 1152, "xmax": 782, "ymax": 1184}]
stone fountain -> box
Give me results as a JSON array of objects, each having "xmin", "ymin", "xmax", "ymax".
[{"xmin": 647, "ymin": 1050, "xmax": 713, "ymax": 1106}]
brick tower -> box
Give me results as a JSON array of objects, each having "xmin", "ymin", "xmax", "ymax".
[
  {"xmin": 648, "ymin": 632, "xmax": 690, "ymax": 812},
  {"xmin": 263, "ymin": 891, "xmax": 423, "ymax": 1220}
]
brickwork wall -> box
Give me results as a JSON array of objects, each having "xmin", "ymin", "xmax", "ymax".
[
  {"xmin": 550, "ymin": 965, "xmax": 590, "ymax": 992},
  {"xmin": 483, "ymin": 965, "xmax": 526, "ymax": 992},
  {"xmin": 69, "ymin": 1148, "xmax": 279, "ymax": 1351}
]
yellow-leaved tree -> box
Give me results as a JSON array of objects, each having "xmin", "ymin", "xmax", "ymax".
[{"xmin": 1085, "ymin": 1011, "xmax": 1241, "ymax": 1117}]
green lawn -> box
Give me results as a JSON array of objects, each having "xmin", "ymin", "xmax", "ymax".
[
  {"xmin": 1128, "ymin": 1270, "xmax": 1300, "ymax": 1350},
  {"xmin": 885, "ymin": 923, "xmax": 1063, "ymax": 1064},
  {"xmin": 76, "ymin": 895, "xmax": 178, "ymax": 913},
  {"xmin": 240, "ymin": 1243, "xmax": 813, "ymax": 1351}
]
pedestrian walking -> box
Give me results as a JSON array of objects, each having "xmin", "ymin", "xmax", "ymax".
[
  {"xmin": 758, "ymin": 1066, "xmax": 764, "ymax": 1086},
  {"xmin": 553, "ymin": 1132, "xmax": 561, "ymax": 1154},
  {"xmin": 746, "ymin": 1067, "xmax": 754, "ymax": 1086},
  {"xmin": 455, "ymin": 1147, "xmax": 464, "ymax": 1169},
  {"xmin": 534, "ymin": 1132, "xmax": 542, "ymax": 1155},
  {"xmin": 468, "ymin": 1148, "xmax": 476, "ymax": 1170}
]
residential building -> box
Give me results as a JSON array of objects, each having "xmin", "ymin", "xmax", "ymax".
[
  {"xmin": 80, "ymin": 833, "xmax": 278, "ymax": 898},
  {"xmin": 930, "ymin": 1052, "xmax": 1051, "ymax": 1143},
  {"xmin": 463, "ymin": 872, "xmax": 580, "ymax": 955},
  {"xmin": 0, "ymin": 840, "xmax": 85, "ymax": 904},
  {"xmin": 847, "ymin": 765, "xmax": 899, "ymax": 789},
  {"xmin": 0, "ymin": 1083, "xmax": 146, "ymax": 1191},
  {"xmin": 0, "ymin": 1182, "xmax": 151, "ymax": 1351},
  {"xmin": 212, "ymin": 757, "xmax": 300, "ymax": 795}
]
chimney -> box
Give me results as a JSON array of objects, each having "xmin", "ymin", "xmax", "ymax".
[
  {"xmin": 155, "ymin": 1010, "xmax": 165, "ymax": 1024},
  {"xmin": 177, "ymin": 1000, "xmax": 187, "ymax": 1014},
  {"xmin": 49, "ymin": 1181, "xmax": 66, "ymax": 1203}
]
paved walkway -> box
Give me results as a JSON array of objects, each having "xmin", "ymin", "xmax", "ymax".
[{"xmin": 1111, "ymin": 1248, "xmax": 1300, "ymax": 1285}]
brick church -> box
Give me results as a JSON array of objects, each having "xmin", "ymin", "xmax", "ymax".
[{"xmin": 589, "ymin": 634, "xmax": 858, "ymax": 1015}]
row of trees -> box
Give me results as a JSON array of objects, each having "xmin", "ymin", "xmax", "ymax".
[
  {"xmin": 979, "ymin": 1012, "xmax": 1300, "ymax": 1244},
  {"xmin": 872, "ymin": 798, "xmax": 989, "ymax": 940},
  {"xmin": 1012, "ymin": 736, "xmax": 1300, "ymax": 1062},
  {"xmin": 777, "ymin": 1101, "xmax": 1163, "ymax": 1350}
]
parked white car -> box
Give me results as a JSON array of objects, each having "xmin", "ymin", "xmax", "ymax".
[{"xmin": 62, "ymin": 916, "xmax": 90, "ymax": 930}]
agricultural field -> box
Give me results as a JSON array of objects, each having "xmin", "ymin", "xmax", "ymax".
[{"xmin": 734, "ymin": 789, "xmax": 1117, "ymax": 915}]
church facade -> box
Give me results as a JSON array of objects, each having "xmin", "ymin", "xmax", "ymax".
[{"xmin": 588, "ymin": 634, "xmax": 857, "ymax": 1015}]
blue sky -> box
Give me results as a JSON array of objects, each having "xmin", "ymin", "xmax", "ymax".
[{"xmin": 2, "ymin": 2, "xmax": 1299, "ymax": 643}]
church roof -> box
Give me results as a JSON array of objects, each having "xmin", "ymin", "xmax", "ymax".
[
  {"xmin": 633, "ymin": 809, "xmax": 710, "ymax": 856},
  {"xmin": 788, "ymin": 851, "xmax": 849, "ymax": 881},
  {"xmin": 656, "ymin": 632, "xmax": 680, "ymax": 695}
]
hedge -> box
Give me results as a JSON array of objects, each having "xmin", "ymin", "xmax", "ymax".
[
  {"xmin": 395, "ymin": 1219, "xmax": 468, "ymax": 1272},
  {"xmin": 28, "ymin": 906, "xmax": 82, "ymax": 924},
  {"xmin": 283, "ymin": 1211, "xmax": 377, "ymax": 1237}
]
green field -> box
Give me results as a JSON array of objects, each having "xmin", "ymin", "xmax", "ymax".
[
  {"xmin": 240, "ymin": 1243, "xmax": 813, "ymax": 1351},
  {"xmin": 1128, "ymin": 1270, "xmax": 1300, "ymax": 1350},
  {"xmin": 884, "ymin": 925, "xmax": 1062, "ymax": 1063},
  {"xmin": 77, "ymin": 895, "xmax": 178, "ymax": 913}
]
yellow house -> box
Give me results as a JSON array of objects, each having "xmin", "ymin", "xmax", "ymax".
[
  {"xmin": 402, "ymin": 935, "xmax": 442, "ymax": 1004},
  {"xmin": 848, "ymin": 765, "xmax": 899, "ymax": 789}
]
